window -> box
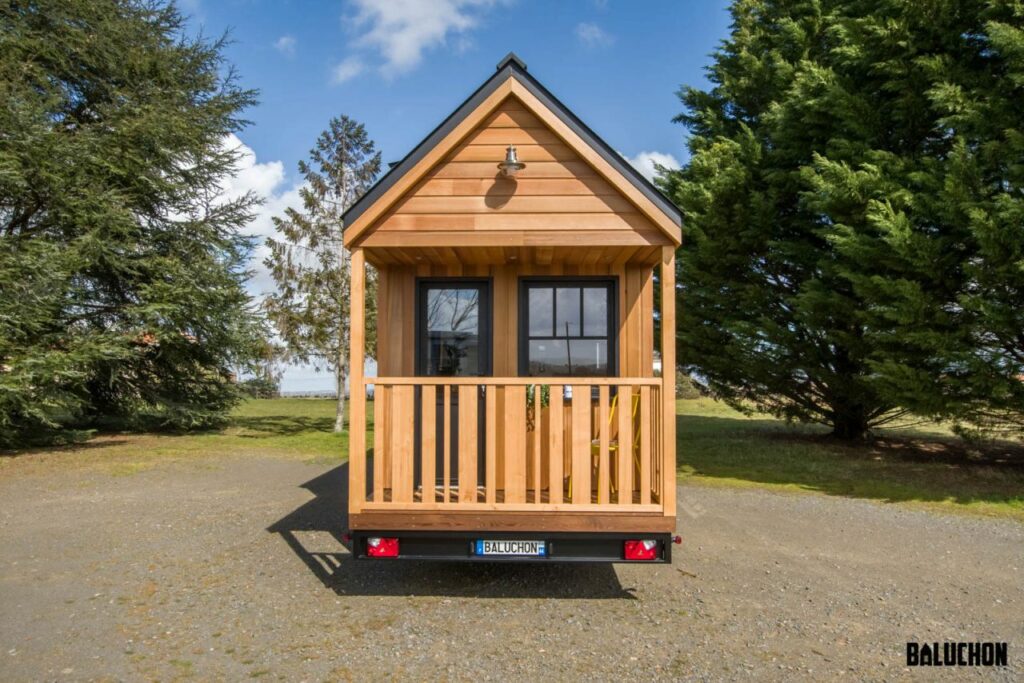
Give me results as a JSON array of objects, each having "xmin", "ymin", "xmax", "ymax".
[
  {"xmin": 519, "ymin": 279, "xmax": 616, "ymax": 376},
  {"xmin": 417, "ymin": 280, "xmax": 491, "ymax": 376}
]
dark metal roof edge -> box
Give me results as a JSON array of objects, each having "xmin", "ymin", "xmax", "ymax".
[
  {"xmin": 511, "ymin": 66, "xmax": 683, "ymax": 227},
  {"xmin": 342, "ymin": 64, "xmax": 516, "ymax": 229},
  {"xmin": 343, "ymin": 58, "xmax": 683, "ymax": 233},
  {"xmin": 496, "ymin": 52, "xmax": 527, "ymax": 71}
]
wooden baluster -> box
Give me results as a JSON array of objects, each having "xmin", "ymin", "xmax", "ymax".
[
  {"xmin": 504, "ymin": 385, "xmax": 527, "ymax": 503},
  {"xmin": 532, "ymin": 386, "xmax": 542, "ymax": 503},
  {"xmin": 656, "ymin": 386, "xmax": 664, "ymax": 502},
  {"xmin": 391, "ymin": 385, "xmax": 415, "ymax": 503},
  {"xmin": 651, "ymin": 386, "xmax": 660, "ymax": 502},
  {"xmin": 382, "ymin": 386, "xmax": 392, "ymax": 500},
  {"xmin": 420, "ymin": 385, "xmax": 436, "ymax": 503},
  {"xmin": 458, "ymin": 385, "xmax": 478, "ymax": 503},
  {"xmin": 443, "ymin": 385, "xmax": 451, "ymax": 503},
  {"xmin": 617, "ymin": 384, "xmax": 633, "ymax": 504},
  {"xmin": 485, "ymin": 385, "xmax": 497, "ymax": 504},
  {"xmin": 548, "ymin": 386, "xmax": 564, "ymax": 504},
  {"xmin": 597, "ymin": 385, "xmax": 610, "ymax": 505},
  {"xmin": 640, "ymin": 385, "xmax": 652, "ymax": 505},
  {"xmin": 372, "ymin": 384, "xmax": 384, "ymax": 503},
  {"xmin": 571, "ymin": 385, "xmax": 591, "ymax": 504}
]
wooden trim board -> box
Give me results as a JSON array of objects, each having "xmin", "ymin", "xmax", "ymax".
[{"xmin": 348, "ymin": 511, "xmax": 677, "ymax": 533}]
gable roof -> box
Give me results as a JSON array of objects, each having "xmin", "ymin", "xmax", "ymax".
[{"xmin": 342, "ymin": 53, "xmax": 682, "ymax": 247}]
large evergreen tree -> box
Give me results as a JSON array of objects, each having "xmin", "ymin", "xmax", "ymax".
[
  {"xmin": 666, "ymin": 0, "xmax": 1024, "ymax": 439},
  {"xmin": 666, "ymin": 0, "xmax": 894, "ymax": 439},
  {"xmin": 824, "ymin": 2, "xmax": 1024, "ymax": 437},
  {"xmin": 263, "ymin": 116, "xmax": 380, "ymax": 433},
  {"xmin": 0, "ymin": 0, "xmax": 265, "ymax": 446}
]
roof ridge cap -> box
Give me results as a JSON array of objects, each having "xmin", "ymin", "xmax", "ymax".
[{"xmin": 496, "ymin": 52, "xmax": 527, "ymax": 71}]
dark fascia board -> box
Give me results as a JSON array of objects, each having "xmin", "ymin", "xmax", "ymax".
[{"xmin": 341, "ymin": 53, "xmax": 683, "ymax": 232}]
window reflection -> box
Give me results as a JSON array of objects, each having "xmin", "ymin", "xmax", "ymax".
[
  {"xmin": 527, "ymin": 339, "xmax": 608, "ymax": 376},
  {"xmin": 523, "ymin": 280, "xmax": 614, "ymax": 377},
  {"xmin": 555, "ymin": 287, "xmax": 581, "ymax": 337},
  {"xmin": 424, "ymin": 288, "xmax": 481, "ymax": 376}
]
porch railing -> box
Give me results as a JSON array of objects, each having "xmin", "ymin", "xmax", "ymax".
[{"xmin": 360, "ymin": 377, "xmax": 664, "ymax": 512}]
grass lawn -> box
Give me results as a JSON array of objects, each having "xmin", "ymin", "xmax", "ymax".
[
  {"xmin": 3, "ymin": 397, "xmax": 1022, "ymax": 521},
  {"xmin": 677, "ymin": 397, "xmax": 1024, "ymax": 521},
  {"xmin": 0, "ymin": 398, "xmax": 363, "ymax": 475}
]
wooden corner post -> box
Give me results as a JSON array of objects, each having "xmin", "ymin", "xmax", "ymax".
[
  {"xmin": 660, "ymin": 246, "xmax": 677, "ymax": 519},
  {"xmin": 349, "ymin": 248, "xmax": 366, "ymax": 514}
]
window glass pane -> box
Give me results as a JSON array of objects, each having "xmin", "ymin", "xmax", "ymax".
[
  {"xmin": 424, "ymin": 287, "xmax": 480, "ymax": 376},
  {"xmin": 568, "ymin": 339, "xmax": 607, "ymax": 376},
  {"xmin": 554, "ymin": 287, "xmax": 581, "ymax": 337},
  {"xmin": 527, "ymin": 339, "xmax": 607, "ymax": 376},
  {"xmin": 527, "ymin": 340, "xmax": 567, "ymax": 375},
  {"xmin": 582, "ymin": 287, "xmax": 608, "ymax": 336},
  {"xmin": 528, "ymin": 287, "xmax": 553, "ymax": 336}
]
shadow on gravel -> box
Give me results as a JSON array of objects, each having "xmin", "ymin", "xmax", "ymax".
[{"xmin": 268, "ymin": 464, "xmax": 635, "ymax": 599}]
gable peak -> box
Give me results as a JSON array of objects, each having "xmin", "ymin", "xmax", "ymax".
[{"xmin": 496, "ymin": 52, "xmax": 527, "ymax": 72}]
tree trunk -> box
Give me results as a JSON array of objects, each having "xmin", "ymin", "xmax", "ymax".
[
  {"xmin": 334, "ymin": 367, "xmax": 347, "ymax": 434},
  {"xmin": 831, "ymin": 409, "xmax": 868, "ymax": 440}
]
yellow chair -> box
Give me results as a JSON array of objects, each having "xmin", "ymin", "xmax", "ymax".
[
  {"xmin": 591, "ymin": 391, "xmax": 641, "ymax": 495},
  {"xmin": 565, "ymin": 391, "xmax": 641, "ymax": 501}
]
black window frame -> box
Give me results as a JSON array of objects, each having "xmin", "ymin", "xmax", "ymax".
[
  {"xmin": 517, "ymin": 276, "xmax": 618, "ymax": 377},
  {"xmin": 414, "ymin": 277, "xmax": 493, "ymax": 377}
]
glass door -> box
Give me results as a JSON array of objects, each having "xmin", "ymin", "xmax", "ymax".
[{"xmin": 415, "ymin": 280, "xmax": 491, "ymax": 490}]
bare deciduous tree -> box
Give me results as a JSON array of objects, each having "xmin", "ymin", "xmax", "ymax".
[{"xmin": 264, "ymin": 116, "xmax": 380, "ymax": 432}]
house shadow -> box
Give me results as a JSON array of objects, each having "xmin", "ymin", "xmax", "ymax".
[{"xmin": 267, "ymin": 462, "xmax": 635, "ymax": 599}]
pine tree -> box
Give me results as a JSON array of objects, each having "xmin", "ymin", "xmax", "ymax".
[
  {"xmin": 0, "ymin": 0, "xmax": 265, "ymax": 446},
  {"xmin": 264, "ymin": 116, "xmax": 381, "ymax": 433},
  {"xmin": 666, "ymin": 0, "xmax": 1023, "ymax": 439},
  {"xmin": 664, "ymin": 0, "xmax": 890, "ymax": 438},
  {"xmin": 830, "ymin": 2, "xmax": 1024, "ymax": 437}
]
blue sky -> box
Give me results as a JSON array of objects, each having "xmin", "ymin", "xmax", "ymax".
[{"xmin": 182, "ymin": 0, "xmax": 731, "ymax": 390}]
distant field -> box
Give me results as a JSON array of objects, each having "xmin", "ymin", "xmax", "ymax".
[{"xmin": 3, "ymin": 397, "xmax": 1022, "ymax": 520}]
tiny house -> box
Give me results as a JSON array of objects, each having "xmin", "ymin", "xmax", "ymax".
[{"xmin": 342, "ymin": 54, "xmax": 681, "ymax": 562}]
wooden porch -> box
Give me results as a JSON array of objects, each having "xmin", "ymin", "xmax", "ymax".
[{"xmin": 345, "ymin": 246, "xmax": 677, "ymax": 532}]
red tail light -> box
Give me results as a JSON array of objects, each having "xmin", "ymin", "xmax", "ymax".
[
  {"xmin": 366, "ymin": 537, "xmax": 399, "ymax": 558},
  {"xmin": 624, "ymin": 539, "xmax": 659, "ymax": 561}
]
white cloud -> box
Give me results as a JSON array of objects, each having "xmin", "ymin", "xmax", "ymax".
[
  {"xmin": 348, "ymin": 0, "xmax": 504, "ymax": 76},
  {"xmin": 575, "ymin": 22, "xmax": 613, "ymax": 48},
  {"xmin": 273, "ymin": 35, "xmax": 296, "ymax": 56},
  {"xmin": 220, "ymin": 134, "xmax": 285, "ymax": 204},
  {"xmin": 331, "ymin": 56, "xmax": 366, "ymax": 84},
  {"xmin": 217, "ymin": 138, "xmax": 347, "ymax": 393},
  {"xmin": 218, "ymin": 134, "xmax": 304, "ymax": 298},
  {"xmin": 625, "ymin": 150, "xmax": 681, "ymax": 183}
]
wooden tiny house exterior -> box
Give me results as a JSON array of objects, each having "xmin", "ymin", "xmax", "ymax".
[{"xmin": 343, "ymin": 54, "xmax": 681, "ymax": 561}]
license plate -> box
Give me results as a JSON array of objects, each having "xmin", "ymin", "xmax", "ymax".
[{"xmin": 474, "ymin": 539, "xmax": 546, "ymax": 557}]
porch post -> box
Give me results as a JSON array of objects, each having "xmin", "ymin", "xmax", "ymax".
[
  {"xmin": 660, "ymin": 246, "xmax": 677, "ymax": 518},
  {"xmin": 349, "ymin": 247, "xmax": 366, "ymax": 514}
]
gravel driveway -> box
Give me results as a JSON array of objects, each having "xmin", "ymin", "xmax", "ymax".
[{"xmin": 1, "ymin": 456, "xmax": 1020, "ymax": 681}]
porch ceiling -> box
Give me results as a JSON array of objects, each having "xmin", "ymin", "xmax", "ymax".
[{"xmin": 362, "ymin": 245, "xmax": 664, "ymax": 268}]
